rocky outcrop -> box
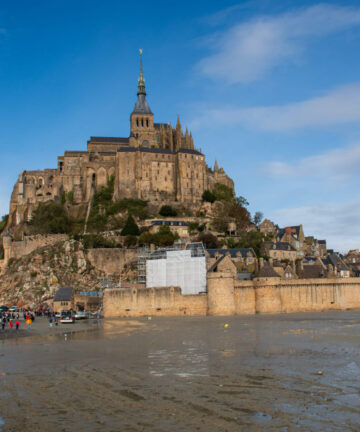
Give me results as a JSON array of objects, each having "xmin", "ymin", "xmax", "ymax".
[{"xmin": 0, "ymin": 240, "xmax": 105, "ymax": 307}]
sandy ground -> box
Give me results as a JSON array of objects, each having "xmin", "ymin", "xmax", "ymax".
[{"xmin": 0, "ymin": 311, "xmax": 360, "ymax": 431}]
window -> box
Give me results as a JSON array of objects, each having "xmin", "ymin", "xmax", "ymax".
[
  {"xmin": 162, "ymin": 154, "xmax": 164, "ymax": 159},
  {"xmin": 127, "ymin": 170, "xmax": 129, "ymax": 176},
  {"xmin": 136, "ymin": 118, "xmax": 139, "ymax": 127},
  {"xmin": 141, "ymin": 118, "xmax": 144, "ymax": 127},
  {"xmin": 146, "ymin": 119, "xmax": 149, "ymax": 127}
]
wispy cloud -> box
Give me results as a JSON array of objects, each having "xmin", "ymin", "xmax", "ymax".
[
  {"xmin": 263, "ymin": 141, "xmax": 360, "ymax": 179},
  {"xmin": 191, "ymin": 83, "xmax": 360, "ymax": 131},
  {"xmin": 197, "ymin": 4, "xmax": 360, "ymax": 83},
  {"xmin": 270, "ymin": 199, "xmax": 360, "ymax": 252}
]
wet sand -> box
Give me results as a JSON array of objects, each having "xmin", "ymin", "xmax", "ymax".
[{"xmin": 0, "ymin": 311, "xmax": 360, "ymax": 431}]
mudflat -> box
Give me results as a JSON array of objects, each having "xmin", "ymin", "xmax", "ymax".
[{"xmin": 0, "ymin": 311, "xmax": 360, "ymax": 431}]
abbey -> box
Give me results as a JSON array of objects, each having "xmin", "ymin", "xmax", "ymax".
[{"xmin": 8, "ymin": 53, "xmax": 233, "ymax": 227}]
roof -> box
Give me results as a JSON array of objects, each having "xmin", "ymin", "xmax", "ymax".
[
  {"xmin": 54, "ymin": 288, "xmax": 73, "ymax": 302},
  {"xmin": 154, "ymin": 123, "xmax": 171, "ymax": 129},
  {"xmin": 89, "ymin": 137, "xmax": 130, "ymax": 144},
  {"xmin": 278, "ymin": 226, "xmax": 302, "ymax": 238},
  {"xmin": 117, "ymin": 147, "xmax": 203, "ymax": 156},
  {"xmin": 298, "ymin": 265, "xmax": 325, "ymax": 279},
  {"xmin": 207, "ymin": 248, "xmax": 256, "ymax": 258},
  {"xmin": 263, "ymin": 241, "xmax": 296, "ymax": 252},
  {"xmin": 208, "ymin": 255, "xmax": 226, "ymax": 273},
  {"xmin": 258, "ymin": 263, "xmax": 280, "ymax": 278},
  {"xmin": 151, "ymin": 220, "xmax": 188, "ymax": 226},
  {"xmin": 318, "ymin": 240, "xmax": 326, "ymax": 244},
  {"xmin": 132, "ymin": 94, "xmax": 153, "ymax": 114},
  {"xmin": 322, "ymin": 254, "xmax": 349, "ymax": 271}
]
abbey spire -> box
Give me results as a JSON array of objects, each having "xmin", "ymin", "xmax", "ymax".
[{"xmin": 132, "ymin": 49, "xmax": 152, "ymax": 115}]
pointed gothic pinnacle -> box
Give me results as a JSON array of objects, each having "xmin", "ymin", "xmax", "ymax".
[
  {"xmin": 176, "ymin": 115, "xmax": 181, "ymax": 130},
  {"xmin": 214, "ymin": 159, "xmax": 219, "ymax": 171}
]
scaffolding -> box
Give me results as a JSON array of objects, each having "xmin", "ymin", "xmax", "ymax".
[{"xmin": 137, "ymin": 242, "xmax": 206, "ymax": 294}]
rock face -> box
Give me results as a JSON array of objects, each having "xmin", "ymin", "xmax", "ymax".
[{"xmin": 0, "ymin": 240, "xmax": 105, "ymax": 307}]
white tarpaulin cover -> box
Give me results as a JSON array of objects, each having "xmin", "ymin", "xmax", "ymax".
[{"xmin": 146, "ymin": 250, "xmax": 206, "ymax": 294}]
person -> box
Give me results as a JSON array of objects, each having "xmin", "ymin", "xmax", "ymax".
[
  {"xmin": 1, "ymin": 317, "xmax": 5, "ymax": 331},
  {"xmin": 49, "ymin": 317, "xmax": 53, "ymax": 328},
  {"xmin": 26, "ymin": 317, "xmax": 32, "ymax": 330},
  {"xmin": 15, "ymin": 320, "xmax": 20, "ymax": 331},
  {"xmin": 9, "ymin": 320, "xmax": 13, "ymax": 330}
]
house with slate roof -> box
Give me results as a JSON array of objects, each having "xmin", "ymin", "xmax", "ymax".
[
  {"xmin": 53, "ymin": 287, "xmax": 74, "ymax": 313},
  {"xmin": 261, "ymin": 241, "xmax": 297, "ymax": 261}
]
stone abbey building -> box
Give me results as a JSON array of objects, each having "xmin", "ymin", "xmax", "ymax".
[{"xmin": 8, "ymin": 53, "xmax": 233, "ymax": 227}]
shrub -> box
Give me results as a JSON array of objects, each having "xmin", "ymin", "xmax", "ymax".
[
  {"xmin": 213, "ymin": 183, "xmax": 234, "ymax": 202},
  {"xmin": 28, "ymin": 202, "xmax": 71, "ymax": 234},
  {"xmin": 0, "ymin": 214, "xmax": 8, "ymax": 233},
  {"xmin": 195, "ymin": 232, "xmax": 220, "ymax": 249},
  {"xmin": 159, "ymin": 205, "xmax": 177, "ymax": 217},
  {"xmin": 202, "ymin": 190, "xmax": 216, "ymax": 203},
  {"xmin": 121, "ymin": 214, "xmax": 140, "ymax": 236},
  {"xmin": 124, "ymin": 235, "xmax": 137, "ymax": 248}
]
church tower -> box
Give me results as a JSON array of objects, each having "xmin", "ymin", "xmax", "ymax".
[{"xmin": 130, "ymin": 49, "xmax": 155, "ymax": 147}]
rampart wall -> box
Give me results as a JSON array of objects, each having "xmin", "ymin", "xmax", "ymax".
[
  {"xmin": 85, "ymin": 248, "xmax": 137, "ymax": 276},
  {"xmin": 3, "ymin": 234, "xmax": 68, "ymax": 265},
  {"xmin": 103, "ymin": 273, "xmax": 360, "ymax": 317}
]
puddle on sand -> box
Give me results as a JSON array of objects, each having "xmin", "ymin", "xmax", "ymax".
[{"xmin": 148, "ymin": 347, "xmax": 209, "ymax": 377}]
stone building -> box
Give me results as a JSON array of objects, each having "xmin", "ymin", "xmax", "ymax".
[{"xmin": 7, "ymin": 52, "xmax": 233, "ymax": 229}]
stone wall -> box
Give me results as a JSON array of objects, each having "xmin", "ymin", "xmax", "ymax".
[
  {"xmin": 103, "ymin": 286, "xmax": 207, "ymax": 317},
  {"xmin": 3, "ymin": 234, "xmax": 68, "ymax": 266},
  {"xmin": 103, "ymin": 273, "xmax": 360, "ymax": 318},
  {"xmin": 85, "ymin": 248, "xmax": 137, "ymax": 276}
]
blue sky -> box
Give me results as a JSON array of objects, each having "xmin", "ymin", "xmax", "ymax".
[{"xmin": 1, "ymin": 0, "xmax": 360, "ymax": 251}]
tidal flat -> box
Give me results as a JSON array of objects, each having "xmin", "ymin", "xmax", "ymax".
[{"xmin": 0, "ymin": 311, "xmax": 360, "ymax": 431}]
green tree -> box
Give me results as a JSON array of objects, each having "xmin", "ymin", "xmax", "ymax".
[
  {"xmin": 138, "ymin": 231, "xmax": 154, "ymax": 246},
  {"xmin": 202, "ymin": 190, "xmax": 216, "ymax": 203},
  {"xmin": 121, "ymin": 214, "xmax": 140, "ymax": 236},
  {"xmin": 213, "ymin": 183, "xmax": 234, "ymax": 202},
  {"xmin": 0, "ymin": 214, "xmax": 8, "ymax": 233},
  {"xmin": 124, "ymin": 235, "xmax": 137, "ymax": 248},
  {"xmin": 253, "ymin": 211, "xmax": 263, "ymax": 226},
  {"xmin": 29, "ymin": 202, "xmax": 71, "ymax": 234},
  {"xmin": 152, "ymin": 225, "xmax": 179, "ymax": 246},
  {"xmin": 159, "ymin": 205, "xmax": 177, "ymax": 217}
]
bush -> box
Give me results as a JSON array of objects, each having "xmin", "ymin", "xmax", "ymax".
[
  {"xmin": 0, "ymin": 214, "xmax": 8, "ymax": 233},
  {"xmin": 159, "ymin": 205, "xmax": 177, "ymax": 217},
  {"xmin": 121, "ymin": 214, "xmax": 140, "ymax": 236},
  {"xmin": 213, "ymin": 183, "xmax": 234, "ymax": 202},
  {"xmin": 28, "ymin": 202, "xmax": 71, "ymax": 234},
  {"xmin": 152, "ymin": 225, "xmax": 179, "ymax": 246},
  {"xmin": 124, "ymin": 235, "xmax": 137, "ymax": 248},
  {"xmin": 202, "ymin": 190, "xmax": 216, "ymax": 203},
  {"xmin": 80, "ymin": 234, "xmax": 121, "ymax": 249},
  {"xmin": 138, "ymin": 232, "xmax": 154, "ymax": 246},
  {"xmin": 195, "ymin": 232, "xmax": 220, "ymax": 249}
]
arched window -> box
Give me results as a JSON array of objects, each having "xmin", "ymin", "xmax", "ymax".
[
  {"xmin": 136, "ymin": 118, "xmax": 139, "ymax": 127},
  {"xmin": 142, "ymin": 140, "xmax": 149, "ymax": 148},
  {"xmin": 141, "ymin": 118, "xmax": 144, "ymax": 127},
  {"xmin": 146, "ymin": 119, "xmax": 149, "ymax": 127}
]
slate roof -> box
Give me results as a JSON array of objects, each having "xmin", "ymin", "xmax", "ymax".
[
  {"xmin": 297, "ymin": 265, "xmax": 325, "ymax": 279},
  {"xmin": 263, "ymin": 241, "xmax": 296, "ymax": 251},
  {"xmin": 116, "ymin": 147, "xmax": 203, "ymax": 156},
  {"xmin": 54, "ymin": 288, "xmax": 73, "ymax": 302},
  {"xmin": 258, "ymin": 263, "xmax": 279, "ymax": 278},
  {"xmin": 89, "ymin": 137, "xmax": 130, "ymax": 144},
  {"xmin": 207, "ymin": 248, "xmax": 256, "ymax": 258},
  {"xmin": 132, "ymin": 94, "xmax": 153, "ymax": 115},
  {"xmin": 322, "ymin": 254, "xmax": 349, "ymax": 271},
  {"xmin": 277, "ymin": 226, "xmax": 301, "ymax": 238},
  {"xmin": 151, "ymin": 220, "xmax": 188, "ymax": 227},
  {"xmin": 208, "ymin": 255, "xmax": 226, "ymax": 273}
]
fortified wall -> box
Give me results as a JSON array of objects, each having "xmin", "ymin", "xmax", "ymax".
[
  {"xmin": 103, "ymin": 272, "xmax": 360, "ymax": 317},
  {"xmin": 2, "ymin": 234, "xmax": 68, "ymax": 267}
]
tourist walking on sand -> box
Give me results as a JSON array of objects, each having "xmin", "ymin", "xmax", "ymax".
[
  {"xmin": 49, "ymin": 317, "xmax": 53, "ymax": 328},
  {"xmin": 1, "ymin": 317, "xmax": 5, "ymax": 331},
  {"xmin": 9, "ymin": 320, "xmax": 13, "ymax": 330},
  {"xmin": 15, "ymin": 320, "xmax": 20, "ymax": 331},
  {"xmin": 26, "ymin": 317, "xmax": 32, "ymax": 330}
]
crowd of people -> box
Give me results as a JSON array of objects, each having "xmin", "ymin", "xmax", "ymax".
[{"xmin": 0, "ymin": 310, "xmax": 35, "ymax": 331}]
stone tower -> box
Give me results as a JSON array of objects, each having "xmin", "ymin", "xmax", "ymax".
[{"xmin": 130, "ymin": 49, "xmax": 155, "ymax": 147}]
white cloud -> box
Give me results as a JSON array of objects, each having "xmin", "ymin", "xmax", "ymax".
[
  {"xmin": 191, "ymin": 82, "xmax": 360, "ymax": 131},
  {"xmin": 197, "ymin": 4, "xmax": 360, "ymax": 83},
  {"xmin": 263, "ymin": 141, "xmax": 360, "ymax": 179},
  {"xmin": 270, "ymin": 199, "xmax": 360, "ymax": 253}
]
